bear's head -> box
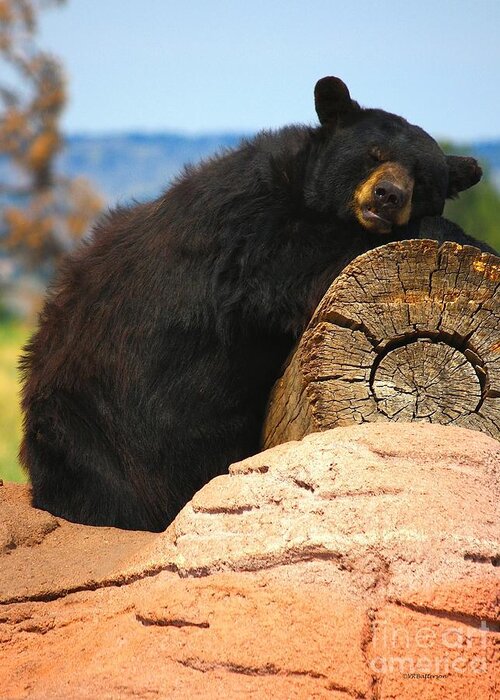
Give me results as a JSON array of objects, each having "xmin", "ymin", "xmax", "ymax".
[{"xmin": 305, "ymin": 76, "xmax": 482, "ymax": 235}]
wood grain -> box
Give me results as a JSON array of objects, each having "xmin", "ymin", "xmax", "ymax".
[{"xmin": 262, "ymin": 240, "xmax": 500, "ymax": 448}]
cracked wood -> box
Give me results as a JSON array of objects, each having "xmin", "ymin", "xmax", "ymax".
[{"xmin": 262, "ymin": 240, "xmax": 500, "ymax": 448}]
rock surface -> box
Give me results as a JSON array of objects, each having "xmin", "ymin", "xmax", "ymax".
[{"xmin": 1, "ymin": 422, "xmax": 499, "ymax": 699}]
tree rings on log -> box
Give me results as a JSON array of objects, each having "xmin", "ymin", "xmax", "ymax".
[{"xmin": 262, "ymin": 240, "xmax": 500, "ymax": 449}]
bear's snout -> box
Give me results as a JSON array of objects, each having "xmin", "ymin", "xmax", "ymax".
[
  {"xmin": 353, "ymin": 163, "xmax": 414, "ymax": 234},
  {"xmin": 373, "ymin": 180, "xmax": 406, "ymax": 210}
]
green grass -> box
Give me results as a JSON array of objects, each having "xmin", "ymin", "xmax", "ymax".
[{"xmin": 0, "ymin": 321, "xmax": 32, "ymax": 483}]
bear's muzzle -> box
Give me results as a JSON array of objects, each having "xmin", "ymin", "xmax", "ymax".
[{"xmin": 353, "ymin": 163, "xmax": 414, "ymax": 234}]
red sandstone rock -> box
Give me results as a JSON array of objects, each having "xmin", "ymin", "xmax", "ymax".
[{"xmin": 0, "ymin": 423, "xmax": 498, "ymax": 699}]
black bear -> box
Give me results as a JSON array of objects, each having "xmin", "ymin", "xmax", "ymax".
[{"xmin": 20, "ymin": 77, "xmax": 494, "ymax": 531}]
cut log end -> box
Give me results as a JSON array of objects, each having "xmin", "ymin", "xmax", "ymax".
[
  {"xmin": 371, "ymin": 338, "xmax": 483, "ymax": 421},
  {"xmin": 263, "ymin": 240, "xmax": 500, "ymax": 449}
]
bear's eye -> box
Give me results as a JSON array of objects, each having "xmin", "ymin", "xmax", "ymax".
[{"xmin": 369, "ymin": 147, "xmax": 385, "ymax": 163}]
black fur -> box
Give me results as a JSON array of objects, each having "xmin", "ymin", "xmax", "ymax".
[{"xmin": 20, "ymin": 77, "xmax": 495, "ymax": 531}]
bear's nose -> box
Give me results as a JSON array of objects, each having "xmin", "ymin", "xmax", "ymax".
[{"xmin": 373, "ymin": 180, "xmax": 406, "ymax": 209}]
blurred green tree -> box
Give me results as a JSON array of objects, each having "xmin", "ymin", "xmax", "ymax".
[
  {"xmin": 444, "ymin": 174, "xmax": 500, "ymax": 252},
  {"xmin": 442, "ymin": 142, "xmax": 500, "ymax": 252}
]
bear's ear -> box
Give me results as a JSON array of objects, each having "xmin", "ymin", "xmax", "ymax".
[
  {"xmin": 314, "ymin": 76, "xmax": 357, "ymax": 127},
  {"xmin": 446, "ymin": 155, "xmax": 482, "ymax": 198}
]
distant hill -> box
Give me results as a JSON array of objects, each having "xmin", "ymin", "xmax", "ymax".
[{"xmin": 59, "ymin": 132, "xmax": 248, "ymax": 205}]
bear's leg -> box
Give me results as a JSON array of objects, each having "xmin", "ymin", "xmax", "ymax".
[{"xmin": 21, "ymin": 394, "xmax": 168, "ymax": 531}]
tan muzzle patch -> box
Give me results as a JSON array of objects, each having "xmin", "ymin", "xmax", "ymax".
[{"xmin": 353, "ymin": 163, "xmax": 414, "ymax": 233}]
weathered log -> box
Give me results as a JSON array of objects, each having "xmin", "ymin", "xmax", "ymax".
[{"xmin": 262, "ymin": 239, "xmax": 500, "ymax": 448}]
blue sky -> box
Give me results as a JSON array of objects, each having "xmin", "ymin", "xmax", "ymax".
[{"xmin": 38, "ymin": 0, "xmax": 500, "ymax": 142}]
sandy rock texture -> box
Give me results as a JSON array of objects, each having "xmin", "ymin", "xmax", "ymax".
[{"xmin": 0, "ymin": 422, "xmax": 499, "ymax": 699}]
